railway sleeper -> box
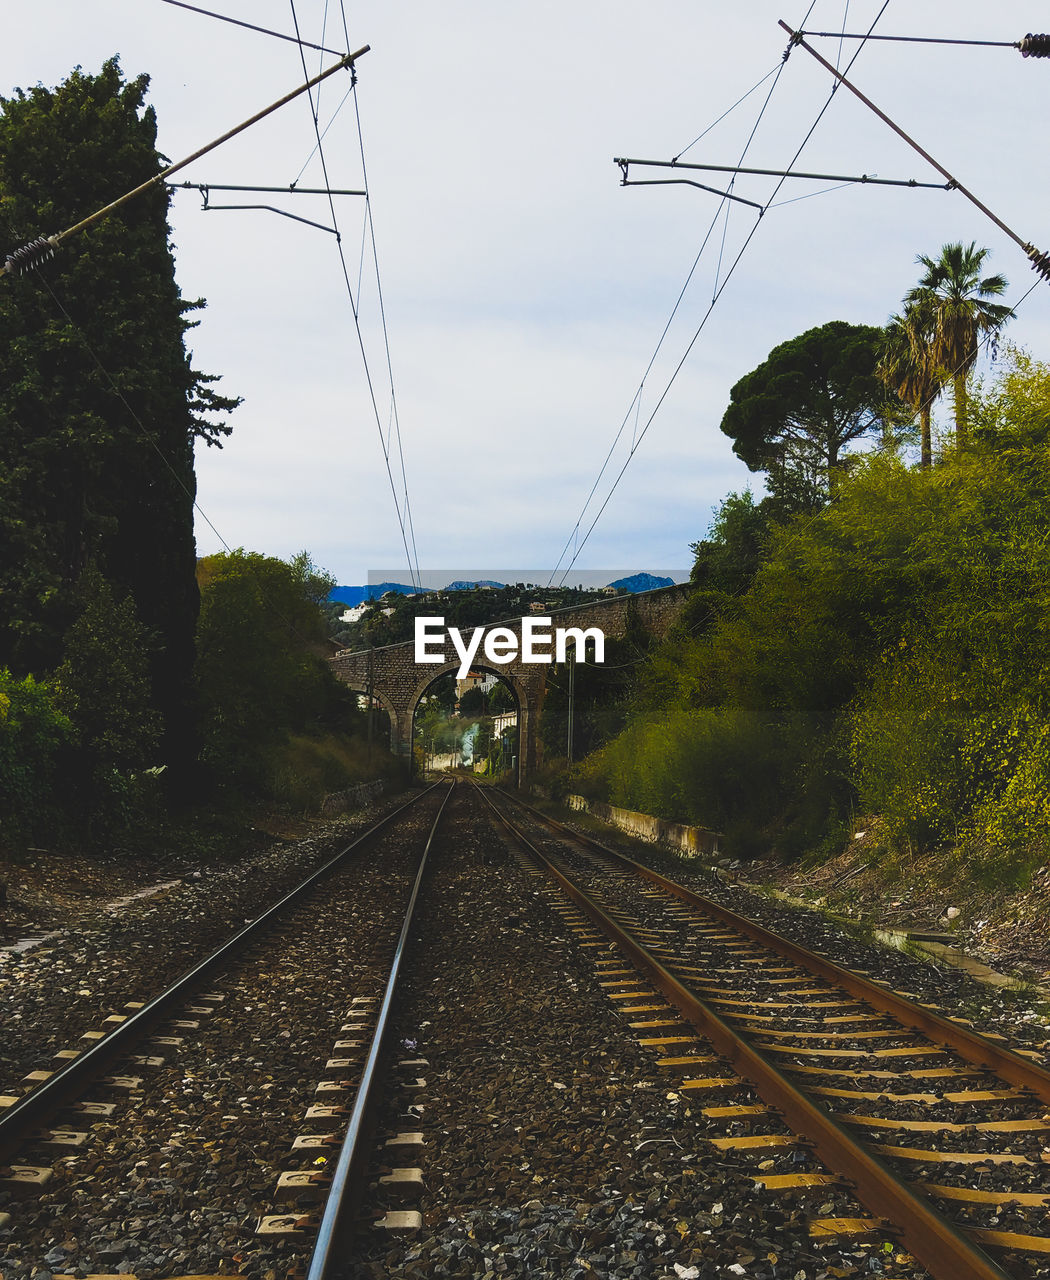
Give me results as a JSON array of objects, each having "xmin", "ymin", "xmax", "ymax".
[
  {"xmin": 275, "ymin": 1168, "xmax": 331, "ymax": 1200},
  {"xmin": 27, "ymin": 1127, "xmax": 89, "ymax": 1147},
  {"xmin": 377, "ymin": 1165, "xmax": 424, "ymax": 1199},
  {"xmin": 809, "ymin": 1216, "xmax": 891, "ymax": 1239},
  {"xmin": 836, "ymin": 1113, "xmax": 1050, "ymax": 1135},
  {"xmin": 0, "ymin": 1164, "xmax": 52, "ymax": 1195}
]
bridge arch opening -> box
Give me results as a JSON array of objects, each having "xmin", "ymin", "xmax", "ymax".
[{"xmin": 411, "ymin": 665, "xmax": 523, "ymax": 786}]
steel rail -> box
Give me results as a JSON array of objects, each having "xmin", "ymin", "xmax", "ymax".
[
  {"xmin": 0, "ymin": 783, "xmax": 441, "ymax": 1161},
  {"xmin": 475, "ymin": 784, "xmax": 1014, "ymax": 1280},
  {"xmin": 502, "ymin": 791, "xmax": 1050, "ymax": 1106},
  {"xmin": 307, "ymin": 781, "xmax": 456, "ymax": 1279}
]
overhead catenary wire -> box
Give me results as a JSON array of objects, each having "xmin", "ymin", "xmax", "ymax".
[
  {"xmin": 595, "ymin": 273, "xmax": 1046, "ymax": 677},
  {"xmin": 350, "ymin": 58, "xmax": 423, "ymax": 590},
  {"xmin": 289, "ymin": 81, "xmax": 358, "ymax": 188},
  {"xmin": 336, "ymin": 0, "xmax": 419, "ymax": 581},
  {"xmin": 334, "ymin": 0, "xmax": 421, "ymax": 588},
  {"xmin": 550, "ymin": 2, "xmax": 892, "ymax": 586},
  {"xmin": 672, "ymin": 62, "xmax": 783, "ymax": 162},
  {"xmin": 286, "ymin": 1, "xmax": 422, "ymax": 591},
  {"xmin": 768, "ymin": 179, "xmax": 860, "ymax": 208},
  {"xmin": 545, "ymin": 7, "xmax": 817, "ymax": 588},
  {"xmin": 158, "ymin": 0, "xmax": 346, "ymax": 55}
]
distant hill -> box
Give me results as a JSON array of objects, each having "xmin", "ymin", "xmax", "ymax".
[
  {"xmin": 328, "ymin": 582, "xmax": 425, "ymax": 607},
  {"xmin": 607, "ymin": 573, "xmax": 675, "ymax": 593},
  {"xmin": 445, "ymin": 579, "xmax": 506, "ymax": 590}
]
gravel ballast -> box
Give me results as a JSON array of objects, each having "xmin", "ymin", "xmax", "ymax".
[
  {"xmin": 351, "ymin": 789, "xmax": 930, "ymax": 1280},
  {"xmin": 0, "ymin": 792, "xmax": 419, "ymax": 1099},
  {"xmin": 5, "ymin": 783, "xmax": 1050, "ymax": 1277}
]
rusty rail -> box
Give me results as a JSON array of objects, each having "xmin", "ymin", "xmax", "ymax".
[
  {"xmin": 506, "ymin": 791, "xmax": 1050, "ymax": 1105},
  {"xmin": 477, "ymin": 785, "xmax": 1016, "ymax": 1280}
]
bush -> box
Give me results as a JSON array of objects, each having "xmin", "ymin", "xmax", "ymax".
[
  {"xmin": 584, "ymin": 349, "xmax": 1050, "ymax": 866},
  {"xmin": 580, "ymin": 705, "xmax": 781, "ymax": 834},
  {"xmin": 267, "ymin": 733, "xmax": 403, "ymax": 812},
  {"xmin": 0, "ymin": 669, "xmax": 72, "ymax": 845}
]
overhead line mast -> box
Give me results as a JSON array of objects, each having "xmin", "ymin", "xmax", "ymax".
[
  {"xmin": 797, "ymin": 29, "xmax": 1050, "ymax": 56},
  {"xmin": 615, "ymin": 157, "xmax": 953, "ymax": 193},
  {"xmin": 2, "ymin": 47, "xmax": 370, "ymax": 278},
  {"xmin": 778, "ymin": 21, "xmax": 1050, "ymax": 283}
]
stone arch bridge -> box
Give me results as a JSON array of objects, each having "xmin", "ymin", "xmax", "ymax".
[{"xmin": 329, "ymin": 583, "xmax": 690, "ymax": 789}]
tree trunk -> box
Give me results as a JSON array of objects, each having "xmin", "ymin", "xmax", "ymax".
[{"xmin": 920, "ymin": 404, "xmax": 932, "ymax": 469}]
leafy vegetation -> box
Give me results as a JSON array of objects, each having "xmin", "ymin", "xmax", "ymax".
[
  {"xmin": 719, "ymin": 320, "xmax": 909, "ymax": 511},
  {"xmin": 0, "ymin": 64, "xmax": 395, "ymax": 855},
  {"xmin": 0, "ymin": 670, "xmax": 73, "ymax": 844},
  {"xmin": 0, "ymin": 59, "xmax": 238, "ymax": 779},
  {"xmin": 195, "ymin": 551, "xmax": 381, "ymax": 805},
  {"xmin": 903, "ymin": 241, "xmax": 1013, "ymax": 444},
  {"xmin": 580, "ymin": 334, "xmax": 1050, "ymax": 883},
  {"xmin": 539, "ymin": 605, "xmax": 654, "ymax": 763}
]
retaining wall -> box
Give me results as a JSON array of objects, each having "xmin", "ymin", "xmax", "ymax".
[
  {"xmin": 566, "ymin": 794, "xmax": 720, "ymax": 856},
  {"xmin": 320, "ymin": 778, "xmax": 386, "ymax": 817}
]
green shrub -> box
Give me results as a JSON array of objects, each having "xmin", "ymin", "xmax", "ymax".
[
  {"xmin": 0, "ymin": 669, "xmax": 72, "ymax": 845},
  {"xmin": 267, "ymin": 733, "xmax": 403, "ymax": 813},
  {"xmin": 581, "ymin": 704, "xmax": 780, "ymax": 834}
]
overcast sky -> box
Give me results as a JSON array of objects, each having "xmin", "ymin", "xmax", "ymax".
[{"xmin": 7, "ymin": 3, "xmax": 1050, "ymax": 585}]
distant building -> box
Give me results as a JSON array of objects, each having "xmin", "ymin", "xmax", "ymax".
[
  {"xmin": 456, "ymin": 670, "xmax": 487, "ymax": 701},
  {"xmin": 341, "ymin": 604, "xmax": 394, "ymax": 624},
  {"xmin": 492, "ymin": 710, "xmax": 517, "ymax": 736}
]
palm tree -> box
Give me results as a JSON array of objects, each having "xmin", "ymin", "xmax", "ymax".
[
  {"xmin": 878, "ymin": 298, "xmax": 945, "ymax": 468},
  {"xmin": 904, "ymin": 242, "xmax": 1013, "ymax": 446}
]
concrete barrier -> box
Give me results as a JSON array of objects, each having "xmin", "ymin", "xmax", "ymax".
[{"xmin": 566, "ymin": 795, "xmax": 720, "ymax": 856}]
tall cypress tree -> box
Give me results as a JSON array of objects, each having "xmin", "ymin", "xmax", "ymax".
[{"xmin": 0, "ymin": 58, "xmax": 238, "ymax": 777}]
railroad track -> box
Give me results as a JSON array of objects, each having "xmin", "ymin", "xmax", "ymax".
[
  {"xmin": 476, "ymin": 785, "xmax": 1050, "ymax": 1280},
  {"xmin": 5, "ymin": 779, "xmax": 1049, "ymax": 1280},
  {"xmin": 0, "ymin": 782, "xmax": 455, "ymax": 1279}
]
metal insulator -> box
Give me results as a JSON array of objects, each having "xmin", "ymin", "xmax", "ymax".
[
  {"xmin": 3, "ymin": 235, "xmax": 57, "ymax": 275},
  {"xmin": 1020, "ymin": 32, "xmax": 1050, "ymax": 57},
  {"xmin": 1024, "ymin": 243, "xmax": 1050, "ymax": 282}
]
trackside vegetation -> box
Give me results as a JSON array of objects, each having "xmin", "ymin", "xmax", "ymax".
[
  {"xmin": 0, "ymin": 63, "xmax": 398, "ymax": 856},
  {"xmin": 576, "ymin": 346, "xmax": 1050, "ymax": 885}
]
